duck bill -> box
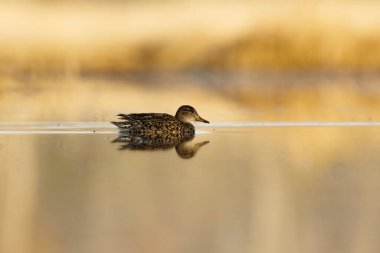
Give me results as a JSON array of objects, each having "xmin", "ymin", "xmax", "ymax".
[{"xmin": 195, "ymin": 115, "xmax": 209, "ymax": 124}]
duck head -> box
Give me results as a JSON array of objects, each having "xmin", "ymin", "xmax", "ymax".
[{"xmin": 175, "ymin": 105, "xmax": 209, "ymax": 123}]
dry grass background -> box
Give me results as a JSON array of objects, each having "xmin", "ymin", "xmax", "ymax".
[
  {"xmin": 1, "ymin": 1, "xmax": 380, "ymax": 73},
  {"xmin": 1, "ymin": 0, "xmax": 380, "ymax": 121}
]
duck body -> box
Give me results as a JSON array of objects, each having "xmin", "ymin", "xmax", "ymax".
[
  {"xmin": 112, "ymin": 113, "xmax": 195, "ymax": 138},
  {"xmin": 111, "ymin": 105, "xmax": 209, "ymax": 138}
]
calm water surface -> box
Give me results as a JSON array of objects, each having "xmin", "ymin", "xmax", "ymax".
[{"xmin": 1, "ymin": 125, "xmax": 380, "ymax": 253}]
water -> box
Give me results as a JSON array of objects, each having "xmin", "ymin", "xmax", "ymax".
[{"xmin": 1, "ymin": 124, "xmax": 380, "ymax": 253}]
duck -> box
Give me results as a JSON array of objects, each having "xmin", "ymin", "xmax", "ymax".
[{"xmin": 111, "ymin": 105, "xmax": 209, "ymax": 138}]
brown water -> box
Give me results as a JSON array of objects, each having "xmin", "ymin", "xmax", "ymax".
[{"xmin": 1, "ymin": 125, "xmax": 380, "ymax": 253}]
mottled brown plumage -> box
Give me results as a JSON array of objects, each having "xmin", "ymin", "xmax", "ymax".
[{"xmin": 111, "ymin": 105, "xmax": 209, "ymax": 138}]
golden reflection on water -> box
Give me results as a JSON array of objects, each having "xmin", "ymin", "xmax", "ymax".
[{"xmin": 1, "ymin": 127, "xmax": 380, "ymax": 253}]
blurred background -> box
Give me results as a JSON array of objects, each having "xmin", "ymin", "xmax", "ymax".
[
  {"xmin": 2, "ymin": 1, "xmax": 380, "ymax": 253},
  {"xmin": 1, "ymin": 0, "xmax": 380, "ymax": 122}
]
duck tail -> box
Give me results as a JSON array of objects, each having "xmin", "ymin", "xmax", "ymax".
[
  {"xmin": 111, "ymin": 121, "xmax": 124, "ymax": 128},
  {"xmin": 117, "ymin": 113, "xmax": 128, "ymax": 120}
]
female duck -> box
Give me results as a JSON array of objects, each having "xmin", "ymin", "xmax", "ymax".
[{"xmin": 111, "ymin": 105, "xmax": 209, "ymax": 137}]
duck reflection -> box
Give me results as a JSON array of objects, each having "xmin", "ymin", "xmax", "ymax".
[
  {"xmin": 175, "ymin": 139, "xmax": 209, "ymax": 159},
  {"xmin": 112, "ymin": 134, "xmax": 209, "ymax": 159}
]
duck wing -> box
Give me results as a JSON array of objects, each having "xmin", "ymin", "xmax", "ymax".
[{"xmin": 117, "ymin": 113, "xmax": 176, "ymax": 121}]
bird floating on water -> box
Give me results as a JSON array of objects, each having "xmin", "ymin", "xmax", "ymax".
[{"xmin": 111, "ymin": 105, "xmax": 209, "ymax": 138}]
